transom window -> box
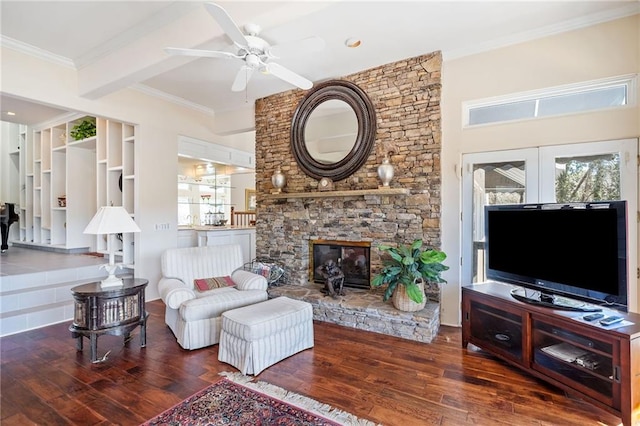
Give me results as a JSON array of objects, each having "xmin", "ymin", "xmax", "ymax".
[{"xmin": 464, "ymin": 75, "xmax": 636, "ymax": 127}]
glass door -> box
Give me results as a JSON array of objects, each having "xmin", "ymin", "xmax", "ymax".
[
  {"xmin": 461, "ymin": 149, "xmax": 539, "ymax": 285},
  {"xmin": 539, "ymin": 139, "xmax": 638, "ymax": 312},
  {"xmin": 539, "ymin": 139, "xmax": 637, "ymax": 204}
]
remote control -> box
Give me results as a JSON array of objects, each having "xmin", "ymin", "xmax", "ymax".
[
  {"xmin": 599, "ymin": 315, "xmax": 624, "ymax": 326},
  {"xmin": 583, "ymin": 313, "xmax": 604, "ymax": 322}
]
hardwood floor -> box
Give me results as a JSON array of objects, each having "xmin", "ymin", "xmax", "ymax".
[{"xmin": 1, "ymin": 300, "xmax": 622, "ymax": 425}]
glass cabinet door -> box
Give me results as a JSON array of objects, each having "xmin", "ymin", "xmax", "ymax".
[
  {"xmin": 531, "ymin": 316, "xmax": 618, "ymax": 407},
  {"xmin": 177, "ymin": 176, "xmax": 232, "ymax": 226},
  {"xmin": 469, "ymin": 299, "xmax": 524, "ymax": 363}
]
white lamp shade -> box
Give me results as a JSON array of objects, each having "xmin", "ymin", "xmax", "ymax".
[{"xmin": 83, "ymin": 206, "xmax": 141, "ymax": 235}]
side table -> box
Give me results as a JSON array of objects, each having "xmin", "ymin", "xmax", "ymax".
[{"xmin": 69, "ymin": 278, "xmax": 148, "ymax": 363}]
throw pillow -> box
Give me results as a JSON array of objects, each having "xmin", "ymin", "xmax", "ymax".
[{"xmin": 194, "ymin": 276, "xmax": 235, "ymax": 292}]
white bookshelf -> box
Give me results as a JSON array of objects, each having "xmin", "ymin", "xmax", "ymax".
[{"xmin": 14, "ymin": 115, "xmax": 137, "ymax": 267}]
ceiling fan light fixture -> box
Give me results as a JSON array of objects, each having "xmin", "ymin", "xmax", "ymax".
[
  {"xmin": 168, "ymin": 3, "xmax": 323, "ymax": 92},
  {"xmin": 244, "ymin": 23, "xmax": 261, "ymax": 36},
  {"xmin": 245, "ymin": 53, "xmax": 260, "ymax": 68},
  {"xmin": 345, "ymin": 37, "xmax": 361, "ymax": 48}
]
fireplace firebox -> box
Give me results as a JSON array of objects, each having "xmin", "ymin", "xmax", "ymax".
[{"xmin": 310, "ymin": 240, "xmax": 370, "ymax": 289}]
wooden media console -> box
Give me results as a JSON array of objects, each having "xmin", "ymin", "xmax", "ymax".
[{"xmin": 462, "ymin": 282, "xmax": 640, "ymax": 426}]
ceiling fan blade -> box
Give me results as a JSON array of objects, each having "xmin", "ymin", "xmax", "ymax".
[
  {"xmin": 267, "ymin": 62, "xmax": 312, "ymax": 90},
  {"xmin": 165, "ymin": 47, "xmax": 240, "ymax": 60},
  {"xmin": 204, "ymin": 2, "xmax": 248, "ymax": 47},
  {"xmin": 269, "ymin": 36, "xmax": 325, "ymax": 58},
  {"xmin": 231, "ymin": 66, "xmax": 254, "ymax": 92}
]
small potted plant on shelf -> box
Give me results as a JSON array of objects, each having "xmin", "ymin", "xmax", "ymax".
[
  {"xmin": 70, "ymin": 117, "xmax": 96, "ymax": 141},
  {"xmin": 371, "ymin": 239, "xmax": 449, "ymax": 312}
]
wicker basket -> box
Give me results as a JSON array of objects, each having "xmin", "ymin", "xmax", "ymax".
[
  {"xmin": 240, "ymin": 258, "xmax": 287, "ymax": 286},
  {"xmin": 392, "ymin": 279, "xmax": 426, "ymax": 312}
]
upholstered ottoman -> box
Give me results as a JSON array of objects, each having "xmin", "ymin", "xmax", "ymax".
[{"xmin": 218, "ymin": 296, "xmax": 314, "ymax": 375}]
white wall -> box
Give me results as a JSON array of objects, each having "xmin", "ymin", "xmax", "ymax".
[
  {"xmin": 231, "ymin": 172, "xmax": 256, "ymax": 211},
  {"xmin": 0, "ymin": 122, "xmax": 20, "ymax": 204},
  {"xmin": 0, "ymin": 122, "xmax": 13, "ymax": 202},
  {"xmin": 218, "ymin": 131, "xmax": 257, "ymax": 154},
  {"xmin": 440, "ymin": 15, "xmax": 640, "ymax": 324},
  {"xmin": 0, "ymin": 46, "xmax": 229, "ymax": 301}
]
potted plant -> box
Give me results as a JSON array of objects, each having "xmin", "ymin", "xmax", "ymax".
[
  {"xmin": 70, "ymin": 117, "xmax": 96, "ymax": 141},
  {"xmin": 371, "ymin": 239, "xmax": 449, "ymax": 312}
]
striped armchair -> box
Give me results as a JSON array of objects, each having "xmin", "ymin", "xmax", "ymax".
[{"xmin": 157, "ymin": 244, "xmax": 268, "ymax": 350}]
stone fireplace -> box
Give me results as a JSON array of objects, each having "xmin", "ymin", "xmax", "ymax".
[
  {"xmin": 253, "ymin": 51, "xmax": 443, "ymax": 342},
  {"xmin": 255, "ymin": 50, "xmax": 442, "ymax": 292}
]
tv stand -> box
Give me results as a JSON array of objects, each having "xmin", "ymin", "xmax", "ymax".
[
  {"xmin": 462, "ymin": 281, "xmax": 640, "ymax": 426},
  {"xmin": 510, "ymin": 288, "xmax": 602, "ymax": 312}
]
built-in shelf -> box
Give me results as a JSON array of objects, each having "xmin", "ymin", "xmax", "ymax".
[
  {"xmin": 268, "ymin": 188, "xmax": 410, "ymax": 199},
  {"xmin": 11, "ymin": 116, "xmax": 136, "ymax": 262}
]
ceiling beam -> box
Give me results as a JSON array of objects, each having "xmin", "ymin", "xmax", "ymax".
[
  {"xmin": 77, "ymin": 3, "xmax": 216, "ymax": 100},
  {"xmin": 77, "ymin": 1, "xmax": 334, "ymax": 101}
]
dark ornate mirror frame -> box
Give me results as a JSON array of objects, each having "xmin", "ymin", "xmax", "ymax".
[{"xmin": 291, "ymin": 80, "xmax": 376, "ymax": 182}]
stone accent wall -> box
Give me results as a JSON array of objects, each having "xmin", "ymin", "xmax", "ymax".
[{"xmin": 254, "ymin": 51, "xmax": 442, "ymax": 300}]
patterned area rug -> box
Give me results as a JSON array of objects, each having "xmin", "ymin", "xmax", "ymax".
[{"xmin": 142, "ymin": 372, "xmax": 377, "ymax": 426}]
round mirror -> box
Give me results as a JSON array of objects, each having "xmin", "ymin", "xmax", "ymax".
[
  {"xmin": 304, "ymin": 99, "xmax": 358, "ymax": 165},
  {"xmin": 291, "ymin": 80, "xmax": 376, "ymax": 182}
]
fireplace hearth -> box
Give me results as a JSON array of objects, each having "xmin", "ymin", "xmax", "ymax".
[
  {"xmin": 268, "ymin": 283, "xmax": 440, "ymax": 343},
  {"xmin": 310, "ymin": 240, "xmax": 370, "ymax": 289}
]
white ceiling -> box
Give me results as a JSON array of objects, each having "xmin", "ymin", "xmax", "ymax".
[{"xmin": 1, "ymin": 1, "xmax": 638, "ymax": 127}]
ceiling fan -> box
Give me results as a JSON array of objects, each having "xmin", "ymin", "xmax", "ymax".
[{"xmin": 165, "ymin": 2, "xmax": 325, "ymax": 92}]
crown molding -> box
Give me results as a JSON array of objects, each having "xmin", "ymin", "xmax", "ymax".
[
  {"xmin": 0, "ymin": 35, "xmax": 75, "ymax": 68},
  {"xmin": 444, "ymin": 4, "xmax": 640, "ymax": 60},
  {"xmin": 131, "ymin": 84, "xmax": 216, "ymax": 116}
]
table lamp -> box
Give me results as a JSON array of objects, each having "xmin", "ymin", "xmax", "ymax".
[{"xmin": 83, "ymin": 206, "xmax": 141, "ymax": 288}]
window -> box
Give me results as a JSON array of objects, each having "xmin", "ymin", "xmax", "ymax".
[{"xmin": 465, "ymin": 76, "xmax": 635, "ymax": 126}]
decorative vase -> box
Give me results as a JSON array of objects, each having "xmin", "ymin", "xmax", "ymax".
[
  {"xmin": 392, "ymin": 279, "xmax": 426, "ymax": 312},
  {"xmin": 377, "ymin": 155, "xmax": 394, "ymax": 188},
  {"xmin": 271, "ymin": 167, "xmax": 286, "ymax": 193}
]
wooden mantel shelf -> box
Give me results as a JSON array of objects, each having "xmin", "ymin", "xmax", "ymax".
[{"xmin": 268, "ymin": 188, "xmax": 410, "ymax": 199}]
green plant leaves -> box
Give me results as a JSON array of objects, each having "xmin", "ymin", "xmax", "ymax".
[
  {"xmin": 405, "ymin": 281, "xmax": 424, "ymax": 304},
  {"xmin": 379, "ymin": 245, "xmax": 404, "ymax": 264},
  {"xmin": 398, "ymin": 243, "xmax": 412, "ymax": 258},
  {"xmin": 386, "ymin": 266, "xmax": 402, "ymax": 276},
  {"xmin": 411, "ymin": 239, "xmax": 423, "ymax": 251},
  {"xmin": 383, "ymin": 281, "xmax": 397, "ymax": 301},
  {"xmin": 420, "ymin": 249, "xmax": 447, "ymax": 264},
  {"xmin": 371, "ymin": 274, "xmax": 386, "ymax": 287},
  {"xmin": 70, "ymin": 118, "xmax": 96, "ymax": 141},
  {"xmin": 402, "ymin": 255, "xmax": 415, "ymax": 266},
  {"xmin": 371, "ymin": 239, "xmax": 449, "ymax": 304}
]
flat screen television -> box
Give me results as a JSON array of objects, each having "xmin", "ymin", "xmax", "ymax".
[{"xmin": 485, "ymin": 200, "xmax": 628, "ymax": 312}]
